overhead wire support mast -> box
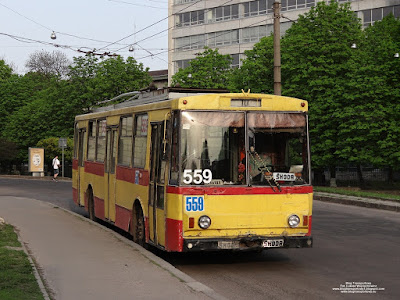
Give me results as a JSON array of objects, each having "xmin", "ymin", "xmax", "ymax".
[{"xmin": 273, "ymin": 1, "xmax": 282, "ymax": 96}]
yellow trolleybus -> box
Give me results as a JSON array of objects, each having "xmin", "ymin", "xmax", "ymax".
[{"xmin": 72, "ymin": 88, "xmax": 313, "ymax": 252}]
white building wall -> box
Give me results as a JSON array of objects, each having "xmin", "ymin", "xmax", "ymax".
[{"xmin": 168, "ymin": 0, "xmax": 400, "ymax": 85}]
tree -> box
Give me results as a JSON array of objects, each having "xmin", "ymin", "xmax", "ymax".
[
  {"xmin": 0, "ymin": 138, "xmax": 18, "ymax": 173},
  {"xmin": 229, "ymin": 36, "xmax": 274, "ymax": 93},
  {"xmin": 25, "ymin": 50, "xmax": 71, "ymax": 77},
  {"xmin": 67, "ymin": 55, "xmax": 152, "ymax": 111},
  {"xmin": 0, "ymin": 59, "xmax": 13, "ymax": 81},
  {"xmin": 1, "ymin": 78, "xmax": 75, "ymax": 159},
  {"xmin": 36, "ymin": 137, "xmax": 73, "ymax": 166},
  {"xmin": 0, "ymin": 73, "xmax": 49, "ymax": 134},
  {"xmin": 93, "ymin": 56, "xmax": 152, "ymax": 100},
  {"xmin": 172, "ymin": 47, "xmax": 232, "ymax": 89},
  {"xmin": 279, "ymin": 1, "xmax": 363, "ymax": 185},
  {"xmin": 341, "ymin": 14, "xmax": 400, "ymax": 176}
]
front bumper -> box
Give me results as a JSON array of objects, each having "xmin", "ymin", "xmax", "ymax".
[{"xmin": 183, "ymin": 235, "xmax": 313, "ymax": 251}]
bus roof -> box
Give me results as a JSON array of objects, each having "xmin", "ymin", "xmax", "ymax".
[{"xmin": 75, "ymin": 88, "xmax": 308, "ymax": 121}]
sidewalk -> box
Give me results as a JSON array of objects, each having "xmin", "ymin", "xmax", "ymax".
[
  {"xmin": 0, "ymin": 196, "xmax": 225, "ymax": 300},
  {"xmin": 314, "ymin": 192, "xmax": 400, "ymax": 212}
]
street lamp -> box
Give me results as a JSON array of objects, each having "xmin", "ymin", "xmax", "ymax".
[
  {"xmin": 395, "ymin": 53, "xmax": 399, "ymax": 58},
  {"xmin": 50, "ymin": 31, "xmax": 56, "ymax": 40}
]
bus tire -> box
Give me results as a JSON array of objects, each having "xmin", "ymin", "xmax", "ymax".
[
  {"xmin": 132, "ymin": 203, "xmax": 146, "ymax": 248},
  {"xmin": 87, "ymin": 187, "xmax": 96, "ymax": 221}
]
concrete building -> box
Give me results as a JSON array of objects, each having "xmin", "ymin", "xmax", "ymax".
[
  {"xmin": 168, "ymin": 0, "xmax": 400, "ymax": 84},
  {"xmin": 149, "ymin": 69, "xmax": 168, "ymax": 89}
]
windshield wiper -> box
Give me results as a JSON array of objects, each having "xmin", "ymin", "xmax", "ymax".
[{"xmin": 249, "ymin": 151, "xmax": 282, "ymax": 192}]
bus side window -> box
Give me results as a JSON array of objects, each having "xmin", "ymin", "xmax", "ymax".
[
  {"xmin": 87, "ymin": 120, "xmax": 96, "ymax": 161},
  {"xmin": 133, "ymin": 114, "xmax": 148, "ymax": 168},
  {"xmin": 97, "ymin": 119, "xmax": 106, "ymax": 162},
  {"xmin": 169, "ymin": 111, "xmax": 179, "ymax": 185},
  {"xmin": 118, "ymin": 116, "xmax": 133, "ymax": 166}
]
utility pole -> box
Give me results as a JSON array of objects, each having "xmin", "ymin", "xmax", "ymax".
[{"xmin": 273, "ymin": 1, "xmax": 281, "ymax": 96}]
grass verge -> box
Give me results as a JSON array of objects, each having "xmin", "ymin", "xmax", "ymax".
[
  {"xmin": 0, "ymin": 223, "xmax": 44, "ymax": 300},
  {"xmin": 314, "ymin": 186, "xmax": 400, "ymax": 202}
]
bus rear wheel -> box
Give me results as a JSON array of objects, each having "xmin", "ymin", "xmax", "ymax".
[
  {"xmin": 132, "ymin": 205, "xmax": 146, "ymax": 247},
  {"xmin": 87, "ymin": 188, "xmax": 96, "ymax": 221}
]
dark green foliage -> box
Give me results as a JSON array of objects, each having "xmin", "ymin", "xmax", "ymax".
[
  {"xmin": 229, "ymin": 1, "xmax": 400, "ymax": 173},
  {"xmin": 172, "ymin": 47, "xmax": 232, "ymax": 89},
  {"xmin": 0, "ymin": 55, "xmax": 151, "ymax": 162},
  {"xmin": 0, "ymin": 60, "xmax": 13, "ymax": 81},
  {"xmin": 229, "ymin": 36, "xmax": 274, "ymax": 93},
  {"xmin": 36, "ymin": 137, "xmax": 73, "ymax": 164},
  {"xmin": 281, "ymin": 0, "xmax": 363, "ymax": 169},
  {"xmin": 68, "ymin": 55, "xmax": 152, "ymax": 111}
]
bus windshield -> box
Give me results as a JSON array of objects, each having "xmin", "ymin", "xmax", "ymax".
[
  {"xmin": 179, "ymin": 111, "xmax": 309, "ymax": 186},
  {"xmin": 181, "ymin": 111, "xmax": 245, "ymax": 185},
  {"xmin": 247, "ymin": 112, "xmax": 309, "ymax": 187}
]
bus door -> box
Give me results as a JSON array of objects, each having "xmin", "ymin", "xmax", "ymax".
[
  {"xmin": 104, "ymin": 127, "xmax": 118, "ymax": 221},
  {"xmin": 149, "ymin": 122, "xmax": 166, "ymax": 246},
  {"xmin": 77, "ymin": 129, "xmax": 86, "ymax": 206}
]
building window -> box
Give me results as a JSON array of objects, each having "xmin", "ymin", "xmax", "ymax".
[
  {"xmin": 281, "ymin": 0, "xmax": 315, "ymax": 12},
  {"xmin": 362, "ymin": 6, "xmax": 400, "ymax": 27},
  {"xmin": 242, "ymin": 25, "xmax": 272, "ymax": 43},
  {"xmin": 206, "ymin": 4, "xmax": 239, "ymax": 23},
  {"xmin": 174, "ymin": 0, "xmax": 196, "ymax": 4},
  {"xmin": 176, "ymin": 10, "xmax": 205, "ymax": 27},
  {"xmin": 118, "ymin": 116, "xmax": 133, "ymax": 166},
  {"xmin": 207, "ymin": 30, "xmax": 239, "ymax": 47},
  {"xmin": 97, "ymin": 119, "xmax": 106, "ymax": 162},
  {"xmin": 231, "ymin": 54, "xmax": 240, "ymax": 68},
  {"xmin": 175, "ymin": 59, "xmax": 191, "ymax": 72},
  {"xmin": 133, "ymin": 114, "xmax": 148, "ymax": 168},
  {"xmin": 175, "ymin": 34, "xmax": 205, "ymax": 51}
]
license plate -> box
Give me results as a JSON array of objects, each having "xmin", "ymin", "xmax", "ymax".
[
  {"xmin": 262, "ymin": 239, "xmax": 284, "ymax": 248},
  {"xmin": 273, "ymin": 172, "xmax": 296, "ymax": 181},
  {"xmin": 218, "ymin": 241, "xmax": 240, "ymax": 249}
]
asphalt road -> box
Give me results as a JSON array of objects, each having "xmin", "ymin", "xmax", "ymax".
[{"xmin": 1, "ymin": 177, "xmax": 399, "ymax": 300}]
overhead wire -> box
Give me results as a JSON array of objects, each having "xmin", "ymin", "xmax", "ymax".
[
  {"xmin": 112, "ymin": 0, "xmax": 235, "ymax": 58},
  {"xmin": 97, "ymin": 0, "xmax": 213, "ymax": 51},
  {"xmin": 136, "ymin": 16, "xmax": 275, "ymax": 63},
  {"xmin": 0, "ymin": 0, "xmax": 278, "ymax": 66},
  {"xmin": 0, "ymin": 2, "xmax": 53, "ymax": 32},
  {"xmin": 108, "ymin": 0, "xmax": 167, "ymax": 10}
]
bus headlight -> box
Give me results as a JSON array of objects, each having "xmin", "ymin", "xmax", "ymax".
[
  {"xmin": 198, "ymin": 215, "xmax": 211, "ymax": 229},
  {"xmin": 288, "ymin": 214, "xmax": 300, "ymax": 228}
]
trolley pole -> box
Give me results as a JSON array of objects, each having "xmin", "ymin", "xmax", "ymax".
[{"xmin": 273, "ymin": 1, "xmax": 282, "ymax": 96}]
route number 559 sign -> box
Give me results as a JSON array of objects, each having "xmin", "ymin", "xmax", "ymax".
[{"xmin": 183, "ymin": 169, "xmax": 212, "ymax": 184}]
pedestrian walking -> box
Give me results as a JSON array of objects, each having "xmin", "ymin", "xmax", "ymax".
[{"xmin": 52, "ymin": 155, "xmax": 60, "ymax": 182}]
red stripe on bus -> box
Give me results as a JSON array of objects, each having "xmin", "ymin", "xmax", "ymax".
[
  {"xmin": 94, "ymin": 196, "xmax": 105, "ymax": 220},
  {"xmin": 165, "ymin": 218, "xmax": 183, "ymax": 252},
  {"xmin": 306, "ymin": 216, "xmax": 312, "ymax": 236},
  {"xmin": 166, "ymin": 185, "xmax": 313, "ymax": 195},
  {"xmin": 72, "ymin": 188, "xmax": 78, "ymax": 205},
  {"xmin": 115, "ymin": 204, "xmax": 131, "ymax": 232},
  {"xmin": 84, "ymin": 161, "xmax": 105, "ymax": 176},
  {"xmin": 116, "ymin": 166, "xmax": 149, "ymax": 186},
  {"xmin": 72, "ymin": 159, "xmax": 78, "ymax": 170}
]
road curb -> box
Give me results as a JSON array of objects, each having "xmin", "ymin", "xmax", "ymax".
[
  {"xmin": 14, "ymin": 227, "xmax": 52, "ymax": 300},
  {"xmin": 314, "ymin": 194, "xmax": 400, "ymax": 213},
  {"xmin": 51, "ymin": 203, "xmax": 227, "ymax": 300}
]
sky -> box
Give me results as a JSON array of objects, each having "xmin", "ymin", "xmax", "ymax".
[{"xmin": 0, "ymin": 0, "xmax": 168, "ymax": 74}]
